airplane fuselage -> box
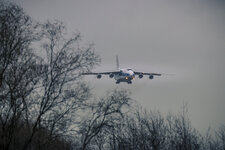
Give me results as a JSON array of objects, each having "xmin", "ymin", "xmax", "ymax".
[{"xmin": 114, "ymin": 68, "xmax": 135, "ymax": 84}]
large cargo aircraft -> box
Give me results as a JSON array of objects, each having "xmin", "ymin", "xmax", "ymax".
[{"xmin": 82, "ymin": 56, "xmax": 161, "ymax": 84}]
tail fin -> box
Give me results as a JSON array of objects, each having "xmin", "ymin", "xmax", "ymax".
[{"xmin": 116, "ymin": 55, "xmax": 120, "ymax": 70}]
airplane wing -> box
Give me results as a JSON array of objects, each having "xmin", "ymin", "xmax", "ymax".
[
  {"xmin": 82, "ymin": 71, "xmax": 121, "ymax": 75},
  {"xmin": 134, "ymin": 71, "xmax": 161, "ymax": 76}
]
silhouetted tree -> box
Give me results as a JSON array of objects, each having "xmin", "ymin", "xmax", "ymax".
[
  {"xmin": 0, "ymin": 1, "xmax": 99, "ymax": 150},
  {"xmin": 166, "ymin": 105, "xmax": 202, "ymax": 150},
  {"xmin": 0, "ymin": 2, "xmax": 43, "ymax": 150},
  {"xmin": 79, "ymin": 90, "xmax": 131, "ymax": 150},
  {"xmin": 117, "ymin": 109, "xmax": 167, "ymax": 150},
  {"xmin": 213, "ymin": 125, "xmax": 225, "ymax": 150},
  {"xmin": 137, "ymin": 110, "xmax": 167, "ymax": 150},
  {"xmin": 21, "ymin": 21, "xmax": 99, "ymax": 150}
]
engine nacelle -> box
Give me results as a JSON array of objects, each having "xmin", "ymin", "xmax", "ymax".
[
  {"xmin": 97, "ymin": 74, "xmax": 102, "ymax": 79},
  {"xmin": 149, "ymin": 75, "xmax": 154, "ymax": 79},
  {"xmin": 109, "ymin": 73, "xmax": 114, "ymax": 78},
  {"xmin": 138, "ymin": 74, "xmax": 143, "ymax": 78}
]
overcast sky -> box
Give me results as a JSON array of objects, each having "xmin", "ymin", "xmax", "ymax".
[{"xmin": 14, "ymin": 0, "xmax": 225, "ymax": 132}]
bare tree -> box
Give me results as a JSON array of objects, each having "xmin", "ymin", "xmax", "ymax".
[
  {"xmin": 22, "ymin": 20, "xmax": 99, "ymax": 150},
  {"xmin": 118, "ymin": 108, "xmax": 167, "ymax": 150},
  {"xmin": 0, "ymin": 2, "xmax": 38, "ymax": 87},
  {"xmin": 0, "ymin": 2, "xmax": 100, "ymax": 150},
  {"xmin": 92, "ymin": 129, "xmax": 108, "ymax": 150},
  {"xmin": 138, "ymin": 110, "xmax": 167, "ymax": 150},
  {"xmin": 78, "ymin": 89, "xmax": 131, "ymax": 150},
  {"xmin": 0, "ymin": 2, "xmax": 43, "ymax": 150},
  {"xmin": 214, "ymin": 125, "xmax": 225, "ymax": 150},
  {"xmin": 166, "ymin": 104, "xmax": 202, "ymax": 150}
]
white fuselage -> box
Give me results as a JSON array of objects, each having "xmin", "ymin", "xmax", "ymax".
[{"xmin": 114, "ymin": 68, "xmax": 135, "ymax": 83}]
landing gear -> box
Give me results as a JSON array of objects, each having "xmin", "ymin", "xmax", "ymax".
[
  {"xmin": 116, "ymin": 81, "xmax": 120, "ymax": 84},
  {"xmin": 128, "ymin": 81, "xmax": 132, "ymax": 84}
]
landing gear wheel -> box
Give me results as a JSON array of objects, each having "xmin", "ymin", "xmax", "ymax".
[{"xmin": 116, "ymin": 81, "xmax": 120, "ymax": 84}]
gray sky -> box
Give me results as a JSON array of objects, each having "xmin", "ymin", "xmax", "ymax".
[{"xmin": 15, "ymin": 0, "xmax": 225, "ymax": 131}]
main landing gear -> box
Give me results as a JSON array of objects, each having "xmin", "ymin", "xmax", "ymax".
[{"xmin": 116, "ymin": 80, "xmax": 132, "ymax": 84}]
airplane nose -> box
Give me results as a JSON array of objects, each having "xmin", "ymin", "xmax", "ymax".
[{"xmin": 130, "ymin": 74, "xmax": 135, "ymax": 80}]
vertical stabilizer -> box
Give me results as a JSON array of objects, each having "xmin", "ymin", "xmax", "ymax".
[{"xmin": 116, "ymin": 55, "xmax": 120, "ymax": 70}]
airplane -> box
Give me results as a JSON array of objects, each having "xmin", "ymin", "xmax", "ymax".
[{"xmin": 82, "ymin": 56, "xmax": 161, "ymax": 84}]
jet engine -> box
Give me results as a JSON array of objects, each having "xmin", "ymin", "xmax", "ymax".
[
  {"xmin": 138, "ymin": 74, "xmax": 143, "ymax": 78},
  {"xmin": 149, "ymin": 75, "xmax": 154, "ymax": 79},
  {"xmin": 109, "ymin": 73, "xmax": 114, "ymax": 78},
  {"xmin": 97, "ymin": 74, "xmax": 102, "ymax": 79}
]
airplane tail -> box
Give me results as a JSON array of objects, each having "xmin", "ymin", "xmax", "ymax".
[{"xmin": 116, "ymin": 55, "xmax": 120, "ymax": 70}]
